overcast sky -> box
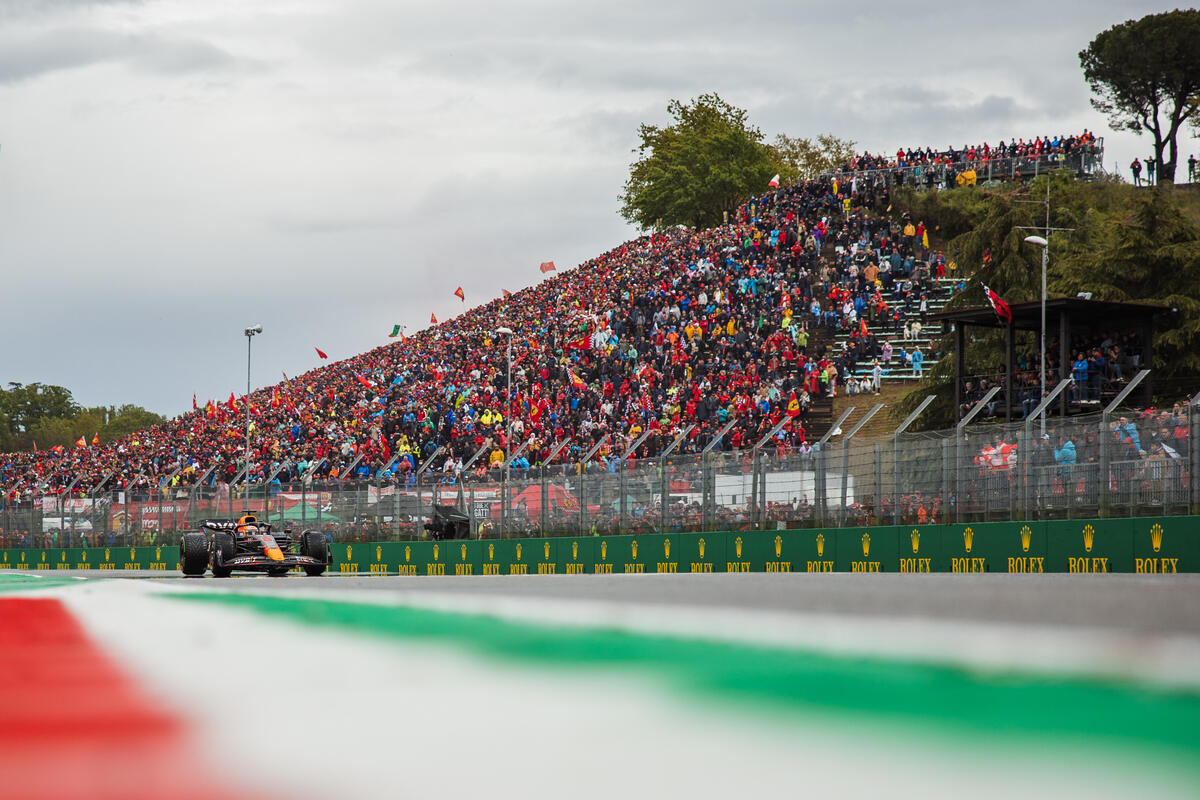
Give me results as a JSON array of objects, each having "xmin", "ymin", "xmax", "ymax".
[{"xmin": 0, "ymin": 0, "xmax": 1181, "ymax": 416}]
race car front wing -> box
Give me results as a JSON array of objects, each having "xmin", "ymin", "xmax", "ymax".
[{"xmin": 223, "ymin": 554, "xmax": 325, "ymax": 569}]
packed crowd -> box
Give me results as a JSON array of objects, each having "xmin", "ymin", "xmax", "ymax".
[
  {"xmin": 843, "ymin": 131, "xmax": 1101, "ymax": 173},
  {"xmin": 1, "ymin": 168, "xmax": 964, "ymax": 503}
]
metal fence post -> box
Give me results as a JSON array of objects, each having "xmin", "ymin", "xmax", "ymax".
[
  {"xmin": 1191, "ymin": 395, "xmax": 1200, "ymax": 515},
  {"xmin": 941, "ymin": 437, "xmax": 953, "ymax": 522},
  {"xmin": 873, "ymin": 443, "xmax": 883, "ymax": 524},
  {"xmin": 840, "ymin": 405, "xmax": 884, "ymax": 527},
  {"xmin": 893, "ymin": 396, "xmax": 936, "ymax": 524}
]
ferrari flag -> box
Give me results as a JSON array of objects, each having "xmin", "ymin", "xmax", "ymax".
[
  {"xmin": 539, "ymin": 261, "xmax": 556, "ymax": 274},
  {"xmin": 983, "ymin": 284, "xmax": 1012, "ymax": 325},
  {"xmin": 454, "ymin": 287, "xmax": 465, "ymax": 302}
]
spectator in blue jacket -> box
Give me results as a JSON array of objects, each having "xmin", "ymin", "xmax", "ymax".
[
  {"xmin": 1054, "ymin": 435, "xmax": 1076, "ymax": 478},
  {"xmin": 1072, "ymin": 353, "xmax": 1089, "ymax": 401},
  {"xmin": 1114, "ymin": 416, "xmax": 1141, "ymax": 452}
]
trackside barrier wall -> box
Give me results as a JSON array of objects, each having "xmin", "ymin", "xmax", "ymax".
[
  {"xmin": 322, "ymin": 517, "xmax": 1193, "ymax": 574},
  {"xmin": 7, "ymin": 516, "xmax": 1188, "ymax": 574}
]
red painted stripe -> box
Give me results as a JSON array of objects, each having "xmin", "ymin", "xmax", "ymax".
[{"xmin": 0, "ymin": 598, "xmax": 247, "ymax": 800}]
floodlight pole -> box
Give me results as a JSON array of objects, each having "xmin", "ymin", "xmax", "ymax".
[{"xmin": 243, "ymin": 325, "xmax": 262, "ymax": 482}]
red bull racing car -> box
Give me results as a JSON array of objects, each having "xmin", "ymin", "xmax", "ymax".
[{"xmin": 180, "ymin": 515, "xmax": 328, "ymax": 577}]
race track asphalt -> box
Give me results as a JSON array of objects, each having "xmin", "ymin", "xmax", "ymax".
[{"xmin": 30, "ymin": 570, "xmax": 1200, "ymax": 637}]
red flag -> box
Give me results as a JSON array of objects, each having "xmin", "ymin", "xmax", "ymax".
[
  {"xmin": 51, "ymin": 445, "xmax": 64, "ymax": 455},
  {"xmin": 355, "ymin": 374, "xmax": 374, "ymax": 390},
  {"xmin": 983, "ymin": 284, "xmax": 1012, "ymax": 325},
  {"xmin": 315, "ymin": 347, "xmax": 328, "ymax": 360},
  {"xmin": 568, "ymin": 369, "xmax": 586, "ymax": 391},
  {"xmin": 75, "ymin": 436, "xmax": 86, "ymax": 448},
  {"xmin": 379, "ymin": 432, "xmax": 390, "ymax": 460},
  {"xmin": 454, "ymin": 287, "xmax": 465, "ymax": 302},
  {"xmin": 91, "ymin": 433, "xmax": 100, "ymax": 446},
  {"xmin": 768, "ymin": 173, "xmax": 780, "ymax": 188},
  {"xmin": 206, "ymin": 401, "xmax": 216, "ymax": 419},
  {"xmin": 192, "ymin": 394, "xmax": 197, "ymax": 412},
  {"xmin": 430, "ymin": 313, "xmax": 438, "ymax": 324},
  {"xmin": 502, "ymin": 289, "xmax": 512, "ymax": 298},
  {"xmin": 271, "ymin": 388, "xmax": 280, "ymax": 408},
  {"xmin": 539, "ymin": 261, "xmax": 556, "ymax": 274},
  {"xmin": 566, "ymin": 335, "xmax": 591, "ymax": 350}
]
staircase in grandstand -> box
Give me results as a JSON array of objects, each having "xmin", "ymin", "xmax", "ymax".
[{"xmin": 834, "ymin": 276, "xmax": 961, "ymax": 384}]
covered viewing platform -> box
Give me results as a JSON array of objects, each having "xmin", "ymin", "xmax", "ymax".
[{"xmin": 928, "ymin": 297, "xmax": 1170, "ymax": 423}]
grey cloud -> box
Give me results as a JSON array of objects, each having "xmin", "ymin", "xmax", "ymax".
[
  {"xmin": 0, "ymin": 0, "xmax": 141, "ymax": 19},
  {"xmin": 0, "ymin": 26, "xmax": 249, "ymax": 84}
]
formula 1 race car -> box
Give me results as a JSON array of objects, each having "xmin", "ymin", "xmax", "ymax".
[{"xmin": 180, "ymin": 514, "xmax": 328, "ymax": 577}]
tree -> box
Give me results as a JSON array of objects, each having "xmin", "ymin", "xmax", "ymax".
[
  {"xmin": 769, "ymin": 133, "xmax": 857, "ymax": 185},
  {"xmin": 620, "ymin": 94, "xmax": 777, "ymax": 230},
  {"xmin": 98, "ymin": 404, "xmax": 166, "ymax": 440},
  {"xmin": 0, "ymin": 382, "xmax": 80, "ymax": 438},
  {"xmin": 1079, "ymin": 10, "xmax": 1200, "ymax": 184}
]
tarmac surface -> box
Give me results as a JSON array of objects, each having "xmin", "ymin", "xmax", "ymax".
[{"xmin": 29, "ymin": 570, "xmax": 1200, "ymax": 637}]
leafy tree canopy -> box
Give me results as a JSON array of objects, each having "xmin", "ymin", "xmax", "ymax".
[
  {"xmin": 769, "ymin": 133, "xmax": 857, "ymax": 185},
  {"xmin": 0, "ymin": 382, "xmax": 165, "ymax": 451},
  {"xmin": 620, "ymin": 94, "xmax": 777, "ymax": 230},
  {"xmin": 1080, "ymin": 9, "xmax": 1200, "ymax": 183}
]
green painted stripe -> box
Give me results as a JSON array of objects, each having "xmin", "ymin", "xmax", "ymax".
[
  {"xmin": 0, "ymin": 573, "xmax": 85, "ymax": 592},
  {"xmin": 172, "ymin": 592, "xmax": 1200, "ymax": 763}
]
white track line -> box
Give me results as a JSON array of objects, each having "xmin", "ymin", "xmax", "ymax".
[{"xmin": 62, "ymin": 580, "xmax": 1198, "ymax": 800}]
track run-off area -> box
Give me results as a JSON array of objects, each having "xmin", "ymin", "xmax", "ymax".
[{"xmin": 2, "ymin": 570, "xmax": 1199, "ymax": 799}]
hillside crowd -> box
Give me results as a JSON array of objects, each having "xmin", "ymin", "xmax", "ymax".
[{"xmin": 1, "ymin": 172, "xmax": 958, "ymax": 504}]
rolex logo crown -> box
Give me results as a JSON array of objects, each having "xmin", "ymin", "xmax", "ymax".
[
  {"xmin": 1082, "ymin": 524, "xmax": 1094, "ymax": 553},
  {"xmin": 376, "ymin": 545, "xmax": 382, "ymax": 561},
  {"xmin": 1019, "ymin": 525, "xmax": 1032, "ymax": 553},
  {"xmin": 816, "ymin": 533, "xmax": 825, "ymax": 557},
  {"xmin": 664, "ymin": 538, "xmax": 670, "ymax": 559},
  {"xmin": 1151, "ymin": 523, "xmax": 1163, "ymax": 553},
  {"xmin": 963, "ymin": 527, "xmax": 974, "ymax": 554},
  {"xmin": 861, "ymin": 532, "xmax": 871, "ymax": 558},
  {"xmin": 631, "ymin": 540, "xmax": 638, "ymax": 559},
  {"xmin": 911, "ymin": 529, "xmax": 920, "ymax": 554},
  {"xmin": 774, "ymin": 534, "xmax": 782, "ymax": 557},
  {"xmin": 735, "ymin": 536, "xmax": 743, "ymax": 558}
]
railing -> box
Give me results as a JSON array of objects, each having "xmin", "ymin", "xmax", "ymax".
[
  {"xmin": 828, "ymin": 144, "xmax": 1106, "ymax": 190},
  {"xmin": 2, "ymin": 396, "xmax": 1194, "ymax": 548}
]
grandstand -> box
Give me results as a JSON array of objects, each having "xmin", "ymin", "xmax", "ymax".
[{"xmin": 2, "ymin": 128, "xmax": 1190, "ymax": 545}]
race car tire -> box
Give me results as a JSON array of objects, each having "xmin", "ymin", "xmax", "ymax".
[
  {"xmin": 180, "ymin": 533, "xmax": 208, "ymax": 576},
  {"xmin": 211, "ymin": 532, "xmax": 235, "ymax": 578},
  {"xmin": 301, "ymin": 531, "xmax": 327, "ymax": 577},
  {"xmin": 268, "ymin": 566, "xmax": 290, "ymax": 577}
]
